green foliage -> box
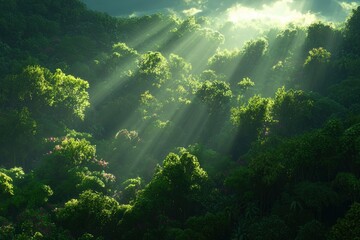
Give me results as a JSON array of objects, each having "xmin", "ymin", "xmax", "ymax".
[
  {"xmin": 294, "ymin": 182, "xmax": 338, "ymax": 214},
  {"xmin": 56, "ymin": 190, "xmax": 126, "ymax": 238},
  {"xmin": 295, "ymin": 220, "xmax": 326, "ymax": 240},
  {"xmin": 182, "ymin": 212, "xmax": 231, "ymax": 240},
  {"xmin": 0, "ymin": 1, "xmax": 360, "ymax": 239},
  {"xmin": 304, "ymin": 47, "xmax": 331, "ymax": 66},
  {"xmin": 0, "ymin": 107, "xmax": 37, "ymax": 166},
  {"xmin": 53, "ymin": 138, "xmax": 96, "ymax": 166},
  {"xmin": 333, "ymin": 172, "xmax": 360, "ymax": 202},
  {"xmin": 272, "ymin": 87, "xmax": 315, "ymax": 135},
  {"xmin": 160, "ymin": 152, "xmax": 208, "ymax": 192},
  {"xmin": 231, "ymin": 95, "xmax": 271, "ymax": 155},
  {"xmin": 301, "ymin": 47, "xmax": 333, "ymax": 92},
  {"xmin": 100, "ymin": 42, "xmax": 138, "ymax": 77},
  {"xmin": 231, "ymin": 95, "xmax": 271, "ymax": 127},
  {"xmin": 0, "ymin": 172, "xmax": 14, "ymax": 197},
  {"xmin": 120, "ymin": 177, "xmax": 142, "ymax": 203},
  {"xmin": 208, "ymin": 49, "xmax": 239, "ymax": 76},
  {"xmin": 169, "ymin": 53, "xmax": 192, "ymax": 80},
  {"xmin": 305, "ymin": 22, "xmax": 341, "ymax": 52},
  {"xmin": 241, "ymin": 38, "xmax": 268, "ymax": 63},
  {"xmin": 344, "ymin": 6, "xmax": 360, "ymax": 55},
  {"xmin": 37, "ymin": 138, "xmax": 114, "ymax": 201},
  {"xmin": 249, "ymin": 150, "xmax": 286, "ymax": 187},
  {"xmin": 224, "ymin": 166, "xmax": 254, "ymax": 203},
  {"xmin": 2, "ymin": 65, "xmax": 90, "ymax": 121},
  {"xmin": 50, "ymin": 68, "xmax": 90, "ymax": 120},
  {"xmin": 138, "ymin": 51, "xmax": 170, "ymax": 87},
  {"xmin": 196, "ymin": 80, "xmax": 232, "ymax": 113},
  {"xmin": 269, "ymin": 27, "xmax": 306, "ymax": 61},
  {"xmin": 12, "ymin": 177, "xmax": 53, "ymax": 210},
  {"xmin": 238, "ymin": 77, "xmax": 255, "ymax": 91},
  {"xmin": 328, "ymin": 78, "xmax": 360, "ymax": 108},
  {"xmin": 112, "ymin": 42, "xmax": 138, "ymax": 58},
  {"xmin": 120, "ymin": 152, "xmax": 208, "ymax": 238},
  {"xmin": 0, "ymin": 167, "xmax": 25, "ymax": 180},
  {"xmin": 247, "ymin": 215, "xmax": 290, "ymax": 240},
  {"xmin": 328, "ymin": 202, "xmax": 360, "ymax": 240},
  {"xmin": 173, "ymin": 17, "xmax": 200, "ymax": 37},
  {"xmin": 8, "ymin": 208, "xmax": 65, "ymax": 239}
]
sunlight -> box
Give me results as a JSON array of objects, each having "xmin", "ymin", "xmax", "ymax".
[
  {"xmin": 90, "ymin": 20, "xmax": 176, "ymax": 107},
  {"xmin": 183, "ymin": 7, "xmax": 202, "ymax": 16},
  {"xmin": 129, "ymin": 18, "xmax": 175, "ymax": 48},
  {"xmin": 227, "ymin": 0, "xmax": 317, "ymax": 29},
  {"xmin": 339, "ymin": 1, "xmax": 360, "ymax": 13}
]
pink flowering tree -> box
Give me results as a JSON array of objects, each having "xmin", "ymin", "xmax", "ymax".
[{"xmin": 36, "ymin": 137, "xmax": 115, "ymax": 202}]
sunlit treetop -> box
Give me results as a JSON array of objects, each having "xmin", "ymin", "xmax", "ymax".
[
  {"xmin": 138, "ymin": 51, "xmax": 170, "ymax": 86},
  {"xmin": 2, "ymin": 66, "xmax": 90, "ymax": 121},
  {"xmin": 238, "ymin": 77, "xmax": 255, "ymax": 91},
  {"xmin": 112, "ymin": 42, "xmax": 138, "ymax": 58},
  {"xmin": 304, "ymin": 47, "xmax": 331, "ymax": 66}
]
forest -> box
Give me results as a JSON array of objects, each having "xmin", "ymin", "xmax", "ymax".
[{"xmin": 1, "ymin": 0, "xmax": 360, "ymax": 239}]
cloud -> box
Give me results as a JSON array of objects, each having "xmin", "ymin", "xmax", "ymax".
[
  {"xmin": 183, "ymin": 0, "xmax": 207, "ymax": 6},
  {"xmin": 226, "ymin": 0, "xmax": 318, "ymax": 29},
  {"xmin": 183, "ymin": 8, "xmax": 203, "ymax": 16},
  {"xmin": 289, "ymin": 0, "xmax": 360, "ymax": 21},
  {"xmin": 339, "ymin": 1, "xmax": 360, "ymax": 11},
  {"xmin": 81, "ymin": 0, "xmax": 360, "ymax": 21}
]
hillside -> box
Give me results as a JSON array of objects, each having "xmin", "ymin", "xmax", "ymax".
[{"xmin": 1, "ymin": 0, "xmax": 360, "ymax": 239}]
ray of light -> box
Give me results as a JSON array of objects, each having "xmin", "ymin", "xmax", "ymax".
[
  {"xmin": 93, "ymin": 6, "xmax": 330, "ymax": 178},
  {"xmin": 90, "ymin": 20, "xmax": 177, "ymax": 107}
]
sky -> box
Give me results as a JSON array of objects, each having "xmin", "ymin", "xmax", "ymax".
[{"xmin": 82, "ymin": 0, "xmax": 360, "ymax": 24}]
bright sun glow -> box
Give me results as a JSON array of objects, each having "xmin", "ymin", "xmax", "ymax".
[{"xmin": 227, "ymin": 0, "xmax": 317, "ymax": 28}]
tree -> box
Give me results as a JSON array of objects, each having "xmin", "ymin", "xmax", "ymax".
[
  {"xmin": 241, "ymin": 38, "xmax": 268, "ymax": 65},
  {"xmin": 232, "ymin": 38, "xmax": 268, "ymax": 82},
  {"xmin": 119, "ymin": 152, "xmax": 208, "ymax": 238},
  {"xmin": 238, "ymin": 77, "xmax": 255, "ymax": 91},
  {"xmin": 301, "ymin": 47, "xmax": 332, "ymax": 92},
  {"xmin": 173, "ymin": 17, "xmax": 200, "ymax": 38},
  {"xmin": 2, "ymin": 65, "xmax": 90, "ymax": 122},
  {"xmin": 344, "ymin": 7, "xmax": 360, "ymax": 55},
  {"xmin": 272, "ymin": 87, "xmax": 315, "ymax": 136},
  {"xmin": 168, "ymin": 53, "xmax": 192, "ymax": 80},
  {"xmin": 5, "ymin": 172, "xmax": 53, "ymax": 210},
  {"xmin": 101, "ymin": 42, "xmax": 138, "ymax": 77},
  {"xmin": 208, "ymin": 49, "xmax": 239, "ymax": 77},
  {"xmin": 181, "ymin": 212, "xmax": 231, "ymax": 240},
  {"xmin": 231, "ymin": 95, "xmax": 271, "ymax": 156},
  {"xmin": 0, "ymin": 167, "xmax": 54, "ymax": 214},
  {"xmin": 304, "ymin": 47, "xmax": 331, "ymax": 66},
  {"xmin": 196, "ymin": 80, "xmax": 232, "ymax": 113},
  {"xmin": 294, "ymin": 181, "xmax": 338, "ymax": 219},
  {"xmin": 0, "ymin": 172, "xmax": 14, "ymax": 198},
  {"xmin": 247, "ymin": 215, "xmax": 290, "ymax": 240},
  {"xmin": 37, "ymin": 138, "xmax": 114, "ymax": 201},
  {"xmin": 138, "ymin": 51, "xmax": 170, "ymax": 87},
  {"xmin": 237, "ymin": 77, "xmax": 255, "ymax": 101},
  {"xmin": 295, "ymin": 220, "xmax": 326, "ymax": 240},
  {"xmin": 342, "ymin": 6, "xmax": 360, "ymax": 76},
  {"xmin": 0, "ymin": 107, "xmax": 37, "ymax": 167},
  {"xmin": 56, "ymin": 190, "xmax": 126, "ymax": 239},
  {"xmin": 120, "ymin": 177, "xmax": 143, "ymax": 204},
  {"xmin": 305, "ymin": 22, "xmax": 341, "ymax": 53},
  {"xmin": 328, "ymin": 202, "xmax": 360, "ymax": 240},
  {"xmin": 268, "ymin": 27, "xmax": 306, "ymax": 62},
  {"xmin": 333, "ymin": 172, "xmax": 360, "ymax": 203},
  {"xmin": 328, "ymin": 78, "xmax": 360, "ymax": 108}
]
